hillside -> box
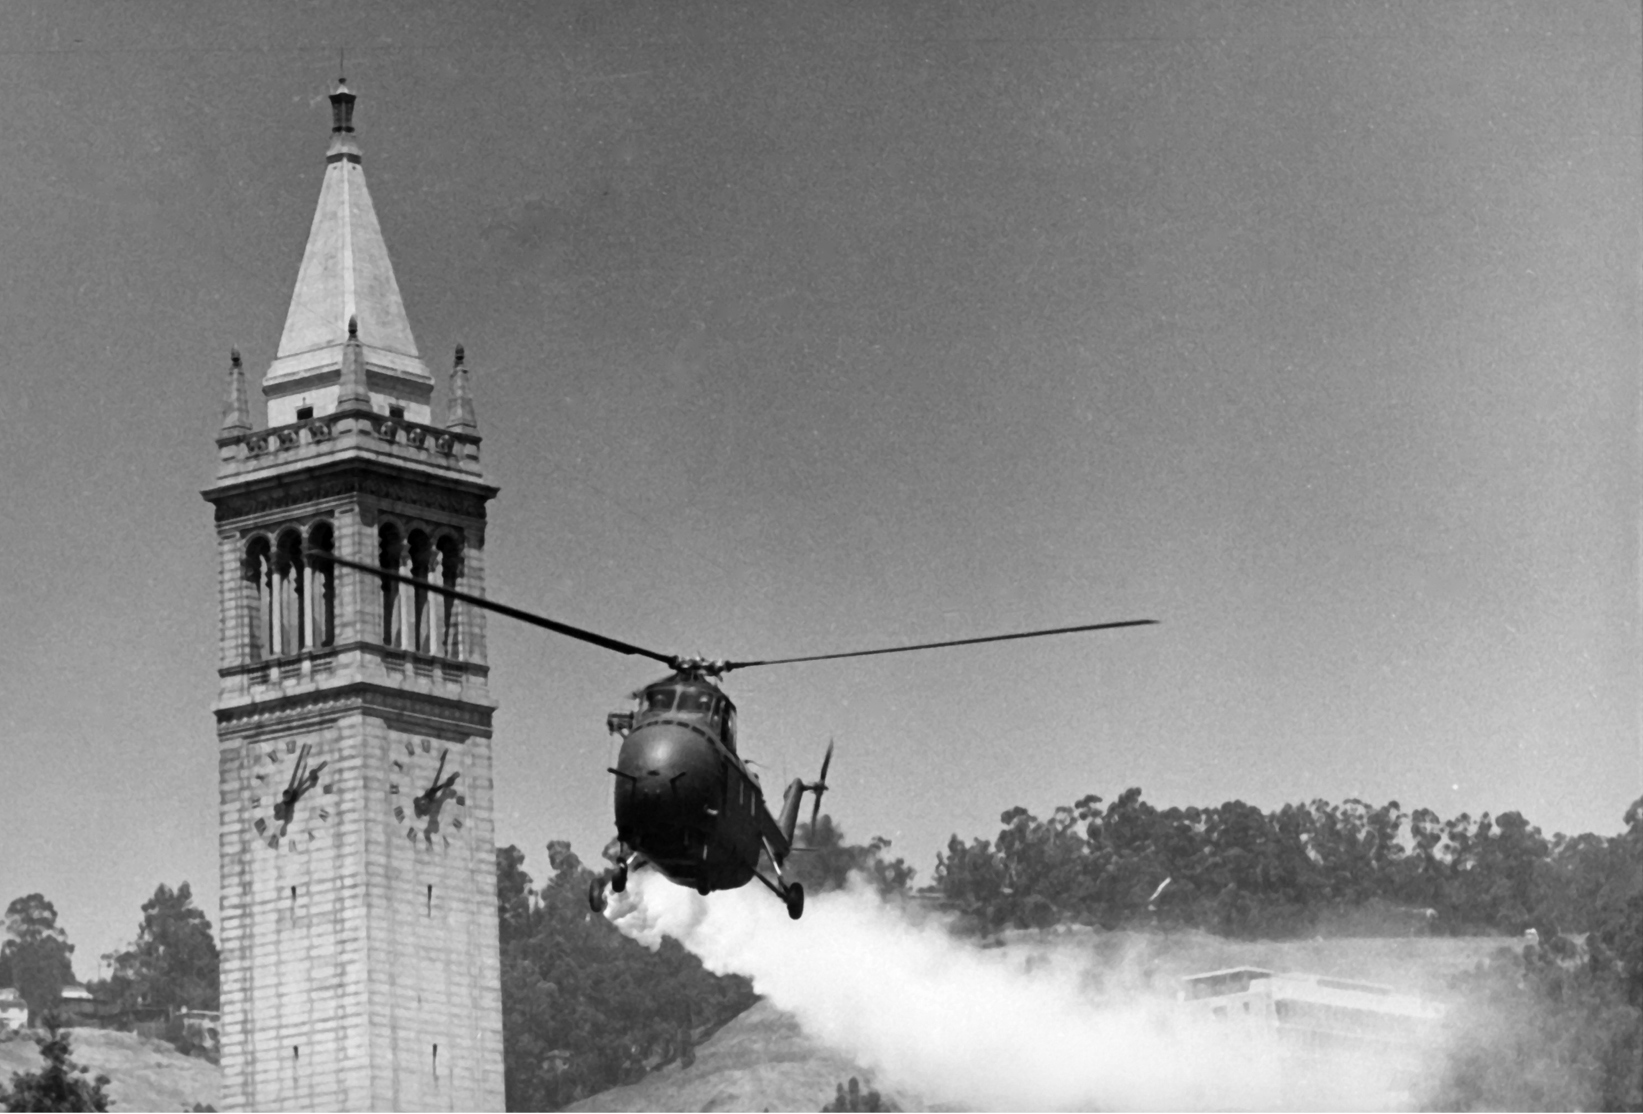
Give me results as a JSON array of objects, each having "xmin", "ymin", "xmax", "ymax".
[
  {"xmin": 0, "ymin": 1028, "xmax": 220, "ymax": 1112},
  {"xmin": 570, "ymin": 929, "xmax": 1519, "ymax": 1113},
  {"xmin": 567, "ymin": 1000, "xmax": 926, "ymax": 1113}
]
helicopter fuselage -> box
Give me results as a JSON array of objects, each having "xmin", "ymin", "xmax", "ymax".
[{"xmin": 608, "ymin": 674, "xmax": 783, "ymax": 894}]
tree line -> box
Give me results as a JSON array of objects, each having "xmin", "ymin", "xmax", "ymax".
[
  {"xmin": 0, "ymin": 884, "xmax": 219, "ymax": 1032},
  {"xmin": 934, "ymin": 789, "xmax": 1643, "ymax": 940}
]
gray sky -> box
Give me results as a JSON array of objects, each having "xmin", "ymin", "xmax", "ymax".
[{"xmin": 0, "ymin": 1, "xmax": 1637, "ymax": 974}]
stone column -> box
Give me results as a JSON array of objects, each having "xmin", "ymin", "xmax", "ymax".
[
  {"xmin": 398, "ymin": 549, "xmax": 414, "ymax": 651},
  {"xmin": 303, "ymin": 562, "xmax": 315, "ymax": 650},
  {"xmin": 260, "ymin": 554, "xmax": 273, "ymax": 661},
  {"xmin": 270, "ymin": 555, "xmax": 284, "ymax": 657},
  {"xmin": 422, "ymin": 547, "xmax": 440, "ymax": 655}
]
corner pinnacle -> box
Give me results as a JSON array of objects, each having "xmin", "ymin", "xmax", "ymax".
[
  {"xmin": 445, "ymin": 343, "xmax": 477, "ymax": 432},
  {"xmin": 337, "ymin": 315, "xmax": 371, "ymax": 410},
  {"xmin": 220, "ymin": 348, "xmax": 251, "ymax": 434}
]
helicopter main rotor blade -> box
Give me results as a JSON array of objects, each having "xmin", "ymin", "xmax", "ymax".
[
  {"xmin": 307, "ymin": 550, "xmax": 679, "ymax": 669},
  {"xmin": 721, "ymin": 619, "xmax": 1158, "ymax": 673}
]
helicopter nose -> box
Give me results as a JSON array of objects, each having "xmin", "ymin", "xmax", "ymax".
[
  {"xmin": 614, "ymin": 724, "xmax": 718, "ymax": 829},
  {"xmin": 623, "ymin": 728, "xmax": 690, "ymax": 780}
]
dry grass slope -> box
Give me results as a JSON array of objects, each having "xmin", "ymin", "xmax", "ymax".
[
  {"xmin": 567, "ymin": 1000, "xmax": 923, "ymax": 1113},
  {"xmin": 0, "ymin": 1029, "xmax": 220, "ymax": 1113}
]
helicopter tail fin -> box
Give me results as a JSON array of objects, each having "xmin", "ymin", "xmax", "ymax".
[{"xmin": 775, "ymin": 740, "xmax": 834, "ymax": 849}]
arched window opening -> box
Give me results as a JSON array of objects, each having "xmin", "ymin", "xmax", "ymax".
[
  {"xmin": 408, "ymin": 530, "xmax": 432, "ymax": 654},
  {"xmin": 436, "ymin": 534, "xmax": 463, "ymax": 660},
  {"xmin": 306, "ymin": 521, "xmax": 336, "ymax": 648},
  {"xmin": 243, "ymin": 536, "xmax": 272, "ymax": 662},
  {"xmin": 379, "ymin": 524, "xmax": 404, "ymax": 648},
  {"xmin": 274, "ymin": 530, "xmax": 306, "ymax": 654}
]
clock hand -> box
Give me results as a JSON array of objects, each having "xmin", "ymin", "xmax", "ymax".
[
  {"xmin": 415, "ymin": 750, "xmax": 450, "ymax": 818},
  {"xmin": 298, "ymin": 759, "xmax": 329, "ymax": 796},
  {"xmin": 293, "ymin": 744, "xmax": 313, "ymax": 799},
  {"xmin": 419, "ymin": 771, "xmax": 464, "ymax": 830},
  {"xmin": 283, "ymin": 746, "xmax": 304, "ymax": 794},
  {"xmin": 275, "ymin": 748, "xmax": 304, "ymax": 825},
  {"xmin": 275, "ymin": 752, "xmax": 327, "ymax": 829}
]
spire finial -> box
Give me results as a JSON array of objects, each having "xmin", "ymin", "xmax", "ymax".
[
  {"xmin": 220, "ymin": 347, "xmax": 251, "ymax": 434},
  {"xmin": 330, "ymin": 72, "xmax": 356, "ymax": 134},
  {"xmin": 446, "ymin": 343, "xmax": 477, "ymax": 432}
]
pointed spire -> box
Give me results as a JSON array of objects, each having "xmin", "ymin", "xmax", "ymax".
[
  {"xmin": 446, "ymin": 343, "xmax": 477, "ymax": 432},
  {"xmin": 262, "ymin": 78, "xmax": 432, "ymax": 427},
  {"xmin": 220, "ymin": 348, "xmax": 251, "ymax": 434},
  {"xmin": 336, "ymin": 315, "xmax": 372, "ymax": 410}
]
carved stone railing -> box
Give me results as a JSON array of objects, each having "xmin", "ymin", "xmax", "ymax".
[
  {"xmin": 217, "ymin": 411, "xmax": 482, "ymax": 476},
  {"xmin": 221, "ymin": 642, "xmax": 488, "ymax": 689}
]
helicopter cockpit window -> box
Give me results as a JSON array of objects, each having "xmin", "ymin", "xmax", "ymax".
[
  {"xmin": 644, "ymin": 688, "xmax": 677, "ymax": 714},
  {"xmin": 677, "ymin": 689, "xmax": 715, "ymax": 716}
]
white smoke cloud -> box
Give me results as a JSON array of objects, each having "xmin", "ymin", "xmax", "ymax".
[{"xmin": 606, "ymin": 872, "xmax": 1288, "ymax": 1111}]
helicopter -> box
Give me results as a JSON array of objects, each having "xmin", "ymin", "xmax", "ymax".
[{"xmin": 314, "ymin": 550, "xmax": 1154, "ymax": 919}]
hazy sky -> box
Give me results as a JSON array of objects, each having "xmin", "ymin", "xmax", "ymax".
[{"xmin": 0, "ymin": 1, "xmax": 1637, "ymax": 974}]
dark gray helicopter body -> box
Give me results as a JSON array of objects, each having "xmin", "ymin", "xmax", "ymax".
[
  {"xmin": 315, "ymin": 550, "xmax": 1152, "ymax": 919},
  {"xmin": 604, "ymin": 673, "xmax": 829, "ymax": 916}
]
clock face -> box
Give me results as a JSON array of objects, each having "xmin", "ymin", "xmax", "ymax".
[
  {"xmin": 388, "ymin": 737, "xmax": 469, "ymax": 852},
  {"xmin": 248, "ymin": 739, "xmax": 337, "ymax": 852}
]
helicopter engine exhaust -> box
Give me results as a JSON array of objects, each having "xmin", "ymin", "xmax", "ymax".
[{"xmin": 605, "ymin": 871, "xmax": 1316, "ymax": 1110}]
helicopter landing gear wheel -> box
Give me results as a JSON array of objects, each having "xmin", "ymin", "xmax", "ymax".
[
  {"xmin": 785, "ymin": 882, "xmax": 805, "ymax": 921},
  {"xmin": 611, "ymin": 862, "xmax": 628, "ymax": 894},
  {"xmin": 588, "ymin": 877, "xmax": 608, "ymax": 914}
]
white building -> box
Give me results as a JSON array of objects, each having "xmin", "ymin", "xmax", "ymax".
[
  {"xmin": 0, "ymin": 988, "xmax": 26, "ymax": 1032},
  {"xmin": 1179, "ymin": 966, "xmax": 1444, "ymax": 1109}
]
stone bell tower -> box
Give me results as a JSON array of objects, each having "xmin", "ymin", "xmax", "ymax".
[{"xmin": 204, "ymin": 80, "xmax": 505, "ymax": 1111}]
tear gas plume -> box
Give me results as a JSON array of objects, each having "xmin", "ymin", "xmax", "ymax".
[{"xmin": 607, "ymin": 873, "xmax": 1289, "ymax": 1111}]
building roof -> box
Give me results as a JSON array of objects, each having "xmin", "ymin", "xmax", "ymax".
[
  {"xmin": 1181, "ymin": 966, "xmax": 1276, "ymax": 983},
  {"xmin": 264, "ymin": 80, "xmax": 430, "ymax": 396},
  {"xmin": 1180, "ymin": 967, "xmax": 1444, "ymax": 1020}
]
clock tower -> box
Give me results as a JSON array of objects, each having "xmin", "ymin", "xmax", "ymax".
[{"xmin": 204, "ymin": 81, "xmax": 505, "ymax": 1111}]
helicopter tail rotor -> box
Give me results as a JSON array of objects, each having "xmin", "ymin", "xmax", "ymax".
[
  {"xmin": 805, "ymin": 739, "xmax": 834, "ymax": 837},
  {"xmin": 775, "ymin": 740, "xmax": 836, "ymax": 850}
]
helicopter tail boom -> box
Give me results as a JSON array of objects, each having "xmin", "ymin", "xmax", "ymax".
[
  {"xmin": 773, "ymin": 740, "xmax": 834, "ymax": 852},
  {"xmin": 775, "ymin": 779, "xmax": 806, "ymax": 853}
]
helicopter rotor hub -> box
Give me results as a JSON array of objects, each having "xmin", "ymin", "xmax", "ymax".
[{"xmin": 672, "ymin": 655, "xmax": 729, "ymax": 678}]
